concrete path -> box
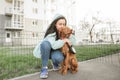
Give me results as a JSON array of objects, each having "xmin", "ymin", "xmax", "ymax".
[{"xmin": 9, "ymin": 53, "xmax": 120, "ymax": 80}]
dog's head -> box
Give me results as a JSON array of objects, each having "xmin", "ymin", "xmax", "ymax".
[{"xmin": 59, "ymin": 26, "xmax": 73, "ymax": 39}]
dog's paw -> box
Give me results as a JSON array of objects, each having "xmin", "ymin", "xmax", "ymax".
[
  {"xmin": 62, "ymin": 71, "xmax": 67, "ymax": 75},
  {"xmin": 71, "ymin": 70, "xmax": 78, "ymax": 74}
]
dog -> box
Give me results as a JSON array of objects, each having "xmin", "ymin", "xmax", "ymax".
[{"xmin": 59, "ymin": 26, "xmax": 78, "ymax": 75}]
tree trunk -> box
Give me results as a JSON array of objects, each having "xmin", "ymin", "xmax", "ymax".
[
  {"xmin": 89, "ymin": 31, "xmax": 93, "ymax": 42},
  {"xmin": 89, "ymin": 24, "xmax": 95, "ymax": 42},
  {"xmin": 110, "ymin": 34, "xmax": 114, "ymax": 44}
]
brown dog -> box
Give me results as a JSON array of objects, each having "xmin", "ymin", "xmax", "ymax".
[{"xmin": 59, "ymin": 26, "xmax": 78, "ymax": 75}]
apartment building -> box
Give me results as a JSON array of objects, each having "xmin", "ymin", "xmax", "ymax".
[
  {"xmin": 0, "ymin": 0, "xmax": 77, "ymax": 46},
  {"xmin": 0, "ymin": 0, "xmax": 24, "ymax": 46},
  {"xmin": 98, "ymin": 24, "xmax": 120, "ymax": 43},
  {"xmin": 0, "ymin": 0, "xmax": 56, "ymax": 46},
  {"xmin": 92, "ymin": 24, "xmax": 120, "ymax": 43}
]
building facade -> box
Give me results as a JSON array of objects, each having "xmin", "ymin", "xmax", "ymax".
[
  {"xmin": 0, "ymin": 0, "xmax": 77, "ymax": 46},
  {"xmin": 97, "ymin": 23, "xmax": 120, "ymax": 43},
  {"xmin": 0, "ymin": 0, "xmax": 24, "ymax": 46},
  {"xmin": 0, "ymin": 0, "xmax": 55, "ymax": 46}
]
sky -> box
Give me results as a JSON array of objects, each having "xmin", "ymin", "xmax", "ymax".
[{"xmin": 75, "ymin": 0, "xmax": 120, "ymax": 22}]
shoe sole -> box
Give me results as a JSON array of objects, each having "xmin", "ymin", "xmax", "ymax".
[{"xmin": 40, "ymin": 75, "xmax": 48, "ymax": 79}]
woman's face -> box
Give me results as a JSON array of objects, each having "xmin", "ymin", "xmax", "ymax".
[{"xmin": 55, "ymin": 19, "xmax": 66, "ymax": 32}]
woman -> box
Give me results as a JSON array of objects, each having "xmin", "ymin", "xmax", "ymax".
[{"xmin": 33, "ymin": 14, "xmax": 76, "ymax": 79}]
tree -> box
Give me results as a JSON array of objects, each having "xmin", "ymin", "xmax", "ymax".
[
  {"xmin": 105, "ymin": 20, "xmax": 116, "ymax": 44},
  {"xmin": 80, "ymin": 12, "xmax": 102, "ymax": 42}
]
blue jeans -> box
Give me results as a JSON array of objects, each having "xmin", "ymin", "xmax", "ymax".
[{"xmin": 40, "ymin": 41, "xmax": 64, "ymax": 67}]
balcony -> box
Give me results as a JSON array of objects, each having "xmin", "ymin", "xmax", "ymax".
[
  {"xmin": 5, "ymin": 7, "xmax": 13, "ymax": 16},
  {"xmin": 4, "ymin": 20, "xmax": 24, "ymax": 30},
  {"xmin": 5, "ymin": 0, "xmax": 12, "ymax": 3},
  {"xmin": 5, "ymin": 0, "xmax": 24, "ymax": 3},
  {"xmin": 14, "ymin": 7, "xmax": 24, "ymax": 14}
]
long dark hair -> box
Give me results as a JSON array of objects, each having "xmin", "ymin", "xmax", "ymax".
[{"xmin": 44, "ymin": 16, "xmax": 67, "ymax": 40}]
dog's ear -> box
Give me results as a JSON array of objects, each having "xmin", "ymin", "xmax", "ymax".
[
  {"xmin": 70, "ymin": 29, "xmax": 73, "ymax": 34},
  {"xmin": 59, "ymin": 27, "xmax": 64, "ymax": 38},
  {"xmin": 59, "ymin": 31, "xmax": 62, "ymax": 38}
]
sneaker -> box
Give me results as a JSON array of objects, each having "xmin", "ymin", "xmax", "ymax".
[
  {"xmin": 40, "ymin": 67, "xmax": 48, "ymax": 79},
  {"xmin": 50, "ymin": 60, "xmax": 60, "ymax": 71},
  {"xmin": 53, "ymin": 64, "xmax": 60, "ymax": 71}
]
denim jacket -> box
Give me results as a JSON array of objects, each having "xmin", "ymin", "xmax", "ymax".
[{"xmin": 33, "ymin": 32, "xmax": 76, "ymax": 58}]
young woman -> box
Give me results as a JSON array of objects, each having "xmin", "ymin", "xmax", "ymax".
[{"xmin": 33, "ymin": 14, "xmax": 76, "ymax": 79}]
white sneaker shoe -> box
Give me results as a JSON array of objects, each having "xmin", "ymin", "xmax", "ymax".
[
  {"xmin": 50, "ymin": 60, "xmax": 60, "ymax": 71},
  {"xmin": 40, "ymin": 67, "xmax": 48, "ymax": 79}
]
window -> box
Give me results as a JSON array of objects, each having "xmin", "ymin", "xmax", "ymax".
[
  {"xmin": 32, "ymin": 20, "xmax": 38, "ymax": 26},
  {"xmin": 51, "ymin": 0, "xmax": 55, "ymax": 3},
  {"xmin": 35, "ymin": 0, "xmax": 37, "ymax": 3},
  {"xmin": 13, "ymin": 32, "xmax": 20, "ymax": 38},
  {"xmin": 35, "ymin": 8, "xmax": 38, "ymax": 13},
  {"xmin": 36, "ymin": 33, "xmax": 38, "ymax": 37},
  {"xmin": 32, "ymin": 32, "xmax": 38, "ymax": 37},
  {"xmin": 35, "ymin": 20, "xmax": 38, "ymax": 25},
  {"xmin": 33, "ymin": 8, "xmax": 38, "ymax": 14},
  {"xmin": 32, "ymin": 0, "xmax": 37, "ymax": 3},
  {"xmin": 17, "ymin": 32, "xmax": 20, "ymax": 37},
  {"xmin": 33, "ymin": 21, "xmax": 34, "ymax": 25},
  {"xmin": 32, "ymin": 32, "xmax": 35, "ymax": 37},
  {"xmin": 18, "ymin": 1, "xmax": 20, "ymax": 7},
  {"xmin": 7, "ymin": 33, "xmax": 10, "ymax": 38}
]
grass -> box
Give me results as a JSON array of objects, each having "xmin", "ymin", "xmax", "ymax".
[
  {"xmin": 0, "ymin": 44, "xmax": 120, "ymax": 80},
  {"xmin": 0, "ymin": 47, "xmax": 52, "ymax": 80},
  {"xmin": 75, "ymin": 44, "xmax": 120, "ymax": 61}
]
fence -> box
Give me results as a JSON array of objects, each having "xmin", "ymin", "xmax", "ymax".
[{"xmin": 0, "ymin": 29, "xmax": 120, "ymax": 80}]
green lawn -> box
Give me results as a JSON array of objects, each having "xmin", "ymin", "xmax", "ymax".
[
  {"xmin": 0, "ymin": 44, "xmax": 120, "ymax": 80},
  {"xmin": 75, "ymin": 44, "xmax": 120, "ymax": 61}
]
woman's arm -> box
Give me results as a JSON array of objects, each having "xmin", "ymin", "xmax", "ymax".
[
  {"xmin": 48, "ymin": 37, "xmax": 65, "ymax": 50},
  {"xmin": 46, "ymin": 34, "xmax": 76, "ymax": 50},
  {"xmin": 62, "ymin": 34, "xmax": 76, "ymax": 46},
  {"xmin": 68, "ymin": 34, "xmax": 76, "ymax": 45}
]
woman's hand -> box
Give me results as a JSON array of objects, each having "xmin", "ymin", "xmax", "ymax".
[{"xmin": 62, "ymin": 38, "xmax": 72, "ymax": 46}]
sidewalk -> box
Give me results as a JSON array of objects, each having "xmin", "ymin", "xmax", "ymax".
[{"xmin": 9, "ymin": 53, "xmax": 120, "ymax": 80}]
